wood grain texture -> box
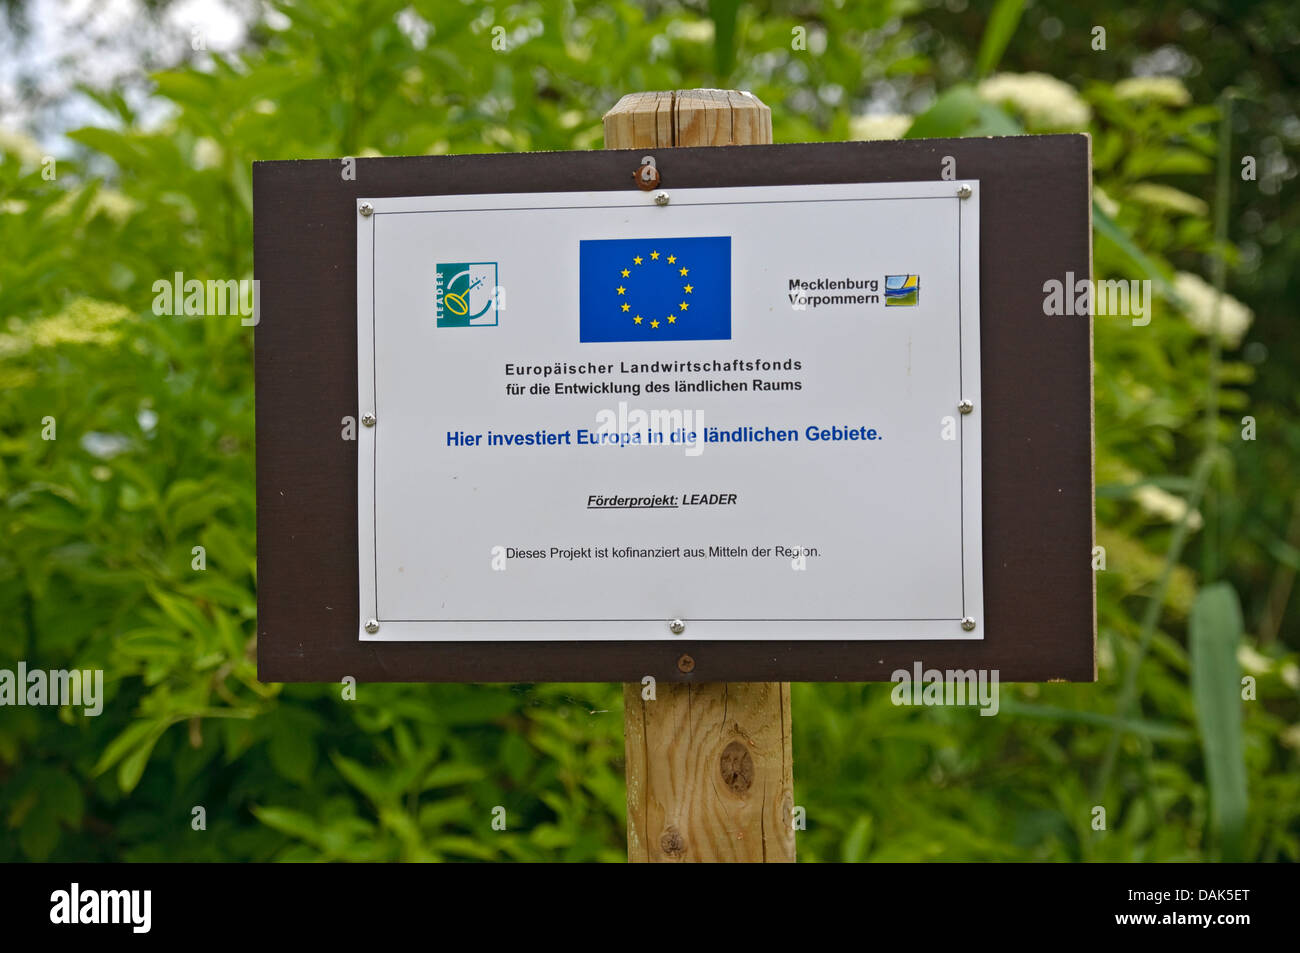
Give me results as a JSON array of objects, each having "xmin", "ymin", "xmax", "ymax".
[
  {"xmin": 253, "ymin": 134, "xmax": 1096, "ymax": 684},
  {"xmin": 624, "ymin": 682, "xmax": 795, "ymax": 862},
  {"xmin": 603, "ymin": 89, "xmax": 773, "ymax": 148},
  {"xmin": 606, "ymin": 89, "xmax": 791, "ymax": 863}
]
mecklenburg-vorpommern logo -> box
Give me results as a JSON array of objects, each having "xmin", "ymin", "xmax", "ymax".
[
  {"xmin": 884, "ymin": 274, "xmax": 920, "ymax": 306},
  {"xmin": 436, "ymin": 261, "xmax": 499, "ymax": 327}
]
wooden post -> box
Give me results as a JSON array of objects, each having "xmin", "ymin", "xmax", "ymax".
[{"xmin": 604, "ymin": 89, "xmax": 794, "ymax": 863}]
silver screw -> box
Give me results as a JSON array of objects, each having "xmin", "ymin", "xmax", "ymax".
[
  {"xmin": 958, "ymin": 399, "xmax": 973, "ymax": 415},
  {"xmin": 654, "ymin": 191, "xmax": 670, "ymax": 207},
  {"xmin": 362, "ymin": 413, "xmax": 376, "ymax": 427},
  {"xmin": 668, "ymin": 618, "xmax": 686, "ymax": 635},
  {"xmin": 359, "ymin": 202, "xmax": 374, "ymax": 217},
  {"xmin": 364, "ymin": 619, "xmax": 380, "ymax": 633},
  {"xmin": 961, "ymin": 617, "xmax": 976, "ymax": 631},
  {"xmin": 956, "ymin": 184, "xmax": 972, "ymax": 199}
]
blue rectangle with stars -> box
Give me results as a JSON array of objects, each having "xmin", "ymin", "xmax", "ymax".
[{"xmin": 579, "ymin": 236, "xmax": 731, "ymax": 343}]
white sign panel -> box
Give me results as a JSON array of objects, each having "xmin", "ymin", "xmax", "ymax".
[{"xmin": 356, "ymin": 180, "xmax": 981, "ymax": 641}]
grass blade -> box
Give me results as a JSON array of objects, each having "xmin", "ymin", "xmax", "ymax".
[{"xmin": 1189, "ymin": 582, "xmax": 1248, "ymax": 860}]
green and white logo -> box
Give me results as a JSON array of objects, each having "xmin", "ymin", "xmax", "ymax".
[{"xmin": 436, "ymin": 262, "xmax": 499, "ymax": 327}]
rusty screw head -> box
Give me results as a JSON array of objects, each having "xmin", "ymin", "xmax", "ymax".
[
  {"xmin": 677, "ymin": 654, "xmax": 695, "ymax": 673},
  {"xmin": 634, "ymin": 163, "xmax": 661, "ymax": 191}
]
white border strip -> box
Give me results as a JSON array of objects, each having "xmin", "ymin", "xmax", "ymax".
[{"xmin": 356, "ymin": 181, "xmax": 982, "ymax": 641}]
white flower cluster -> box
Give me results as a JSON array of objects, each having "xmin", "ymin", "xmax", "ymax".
[
  {"xmin": 1093, "ymin": 186, "xmax": 1120, "ymax": 217},
  {"xmin": 193, "ymin": 137, "xmax": 224, "ymax": 170},
  {"xmin": 847, "ymin": 114, "xmax": 912, "ymax": 141},
  {"xmin": 1173, "ymin": 271, "xmax": 1254, "ymax": 347},
  {"xmin": 1114, "ymin": 77, "xmax": 1191, "ymax": 108},
  {"xmin": 1128, "ymin": 183, "xmax": 1208, "ymax": 217},
  {"xmin": 976, "ymin": 72, "xmax": 1090, "ymax": 131},
  {"xmin": 49, "ymin": 188, "xmax": 137, "ymax": 224},
  {"xmin": 1133, "ymin": 485, "xmax": 1203, "ymax": 531},
  {"xmin": 0, "ymin": 128, "xmax": 44, "ymax": 167}
]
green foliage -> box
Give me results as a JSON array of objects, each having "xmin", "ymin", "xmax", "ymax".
[
  {"xmin": 973, "ymin": 0, "xmax": 1025, "ymax": 78},
  {"xmin": 0, "ymin": 0, "xmax": 1296, "ymax": 862},
  {"xmin": 1189, "ymin": 583, "xmax": 1247, "ymax": 860}
]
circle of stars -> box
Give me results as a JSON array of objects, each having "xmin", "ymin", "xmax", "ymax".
[{"xmin": 617, "ymin": 249, "xmax": 694, "ymax": 330}]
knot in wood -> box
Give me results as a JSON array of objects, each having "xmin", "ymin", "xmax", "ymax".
[
  {"xmin": 659, "ymin": 827, "xmax": 685, "ymax": 857},
  {"xmin": 719, "ymin": 740, "xmax": 754, "ymax": 795}
]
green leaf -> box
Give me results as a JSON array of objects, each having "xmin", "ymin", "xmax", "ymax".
[
  {"xmin": 904, "ymin": 85, "xmax": 982, "ymax": 139},
  {"xmin": 42, "ymin": 769, "xmax": 86, "ymax": 826},
  {"xmin": 19, "ymin": 807, "xmax": 60, "ymax": 860},
  {"xmin": 422, "ymin": 762, "xmax": 485, "ymax": 789},
  {"xmin": 500, "ymin": 731, "xmax": 534, "ymax": 783},
  {"xmin": 530, "ymin": 823, "xmax": 574, "ymax": 849},
  {"xmin": 269, "ymin": 715, "xmax": 318, "ymax": 783},
  {"xmin": 92, "ymin": 719, "xmax": 160, "ymax": 776},
  {"xmin": 65, "ymin": 127, "xmax": 146, "ymax": 170},
  {"xmin": 842, "ymin": 815, "xmax": 873, "ymax": 862},
  {"xmin": 330, "ymin": 752, "xmax": 393, "ymax": 805},
  {"xmin": 117, "ymin": 721, "xmax": 173, "ymax": 793},
  {"xmin": 999, "ymin": 701, "xmax": 1194, "ymax": 741},
  {"xmin": 974, "ymin": 0, "xmax": 1026, "ymax": 77},
  {"xmin": 1126, "ymin": 148, "xmax": 1214, "ymax": 177},
  {"xmin": 147, "ymin": 585, "xmax": 213, "ymax": 639},
  {"xmin": 117, "ymin": 626, "xmax": 185, "ymax": 659},
  {"xmin": 1189, "ymin": 582, "xmax": 1248, "ymax": 861},
  {"xmin": 971, "ymin": 102, "xmax": 1025, "ymax": 136},
  {"xmin": 252, "ymin": 806, "xmax": 327, "ymax": 848},
  {"xmin": 431, "ymin": 835, "xmax": 499, "ymax": 860},
  {"xmin": 1092, "ymin": 203, "xmax": 1177, "ymax": 301},
  {"xmin": 707, "ymin": 0, "xmax": 741, "ymax": 81}
]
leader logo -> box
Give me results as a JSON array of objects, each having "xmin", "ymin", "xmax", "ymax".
[{"xmin": 436, "ymin": 262, "xmax": 499, "ymax": 327}]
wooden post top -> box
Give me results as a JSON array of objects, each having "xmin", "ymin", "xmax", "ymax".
[{"xmin": 603, "ymin": 88, "xmax": 773, "ymax": 149}]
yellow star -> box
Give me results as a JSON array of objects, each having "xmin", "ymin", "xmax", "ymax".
[
  {"xmin": 633, "ymin": 315, "xmax": 642, "ymax": 324},
  {"xmin": 679, "ymin": 267, "xmax": 688, "ymax": 276},
  {"xmin": 650, "ymin": 251, "xmax": 660, "ymax": 260},
  {"xmin": 683, "ymin": 284, "xmax": 693, "ymax": 293},
  {"xmin": 633, "ymin": 256, "xmax": 643, "ymax": 265},
  {"xmin": 679, "ymin": 301, "xmax": 689, "ymax": 311},
  {"xmin": 666, "ymin": 255, "xmax": 676, "ymax": 263},
  {"xmin": 621, "ymin": 268, "xmax": 630, "ymax": 277},
  {"xmin": 668, "ymin": 315, "xmax": 676, "ymax": 324},
  {"xmin": 650, "ymin": 319, "xmax": 660, "ymax": 328},
  {"xmin": 616, "ymin": 286, "xmax": 625, "ymax": 295},
  {"xmin": 621, "ymin": 303, "xmax": 630, "ymax": 312}
]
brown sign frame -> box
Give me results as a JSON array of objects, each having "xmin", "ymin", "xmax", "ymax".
[{"xmin": 253, "ymin": 134, "xmax": 1095, "ymax": 683}]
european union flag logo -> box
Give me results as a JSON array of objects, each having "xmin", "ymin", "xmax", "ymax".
[{"xmin": 579, "ymin": 237, "xmax": 731, "ymax": 343}]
